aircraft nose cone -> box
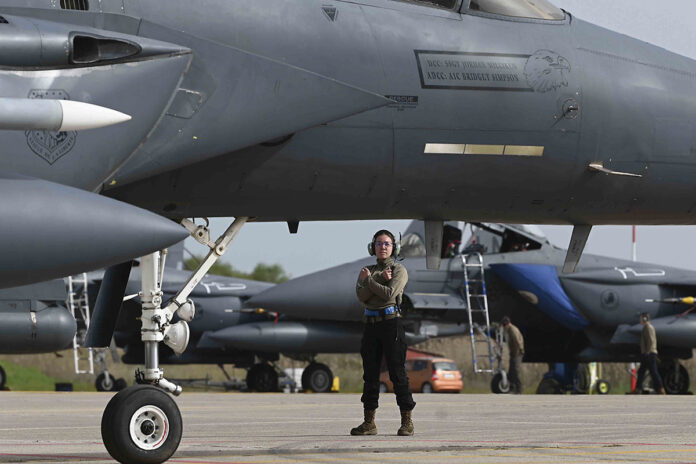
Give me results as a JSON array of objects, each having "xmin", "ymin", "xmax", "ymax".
[
  {"xmin": 247, "ymin": 260, "xmax": 368, "ymax": 321},
  {"xmin": 0, "ymin": 173, "xmax": 189, "ymax": 288},
  {"xmin": 36, "ymin": 305, "xmax": 78, "ymax": 352}
]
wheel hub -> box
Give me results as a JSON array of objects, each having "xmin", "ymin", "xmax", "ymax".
[
  {"xmin": 140, "ymin": 419, "xmax": 155, "ymax": 436},
  {"xmin": 129, "ymin": 405, "xmax": 169, "ymax": 450},
  {"xmin": 312, "ymin": 372, "xmax": 329, "ymax": 390}
]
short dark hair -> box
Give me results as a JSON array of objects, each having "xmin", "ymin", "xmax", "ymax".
[
  {"xmin": 373, "ymin": 229, "xmax": 396, "ymax": 244},
  {"xmin": 501, "ymin": 316, "xmax": 511, "ymax": 326},
  {"xmin": 640, "ymin": 312, "xmax": 650, "ymax": 322}
]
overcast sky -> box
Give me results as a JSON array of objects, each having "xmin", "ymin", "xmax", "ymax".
[{"xmin": 186, "ymin": 0, "xmax": 696, "ymax": 278}]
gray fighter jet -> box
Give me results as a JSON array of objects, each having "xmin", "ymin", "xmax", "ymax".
[
  {"xmin": 95, "ymin": 262, "xmax": 466, "ymax": 393},
  {"xmin": 4, "ymin": 0, "xmax": 696, "ymax": 461},
  {"xmin": 248, "ymin": 221, "xmax": 696, "ymax": 395}
]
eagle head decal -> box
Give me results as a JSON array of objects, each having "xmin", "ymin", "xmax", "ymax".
[{"xmin": 524, "ymin": 50, "xmax": 571, "ymax": 93}]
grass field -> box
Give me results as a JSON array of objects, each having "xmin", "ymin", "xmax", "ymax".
[{"xmin": 1, "ymin": 335, "xmax": 691, "ymax": 394}]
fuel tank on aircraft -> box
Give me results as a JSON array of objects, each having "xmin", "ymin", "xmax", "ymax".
[
  {"xmin": 619, "ymin": 315, "xmax": 696, "ymax": 349},
  {"xmin": 0, "ymin": 280, "xmax": 76, "ymax": 353},
  {"xmin": 207, "ymin": 321, "xmax": 364, "ymax": 353},
  {"xmin": 204, "ymin": 320, "xmax": 455, "ymax": 353},
  {"xmin": 0, "ymin": 173, "xmax": 188, "ymax": 288}
]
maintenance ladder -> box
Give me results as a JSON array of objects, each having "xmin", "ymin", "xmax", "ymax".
[
  {"xmin": 461, "ymin": 253, "xmax": 498, "ymax": 374},
  {"xmin": 67, "ymin": 274, "xmax": 94, "ymax": 374}
]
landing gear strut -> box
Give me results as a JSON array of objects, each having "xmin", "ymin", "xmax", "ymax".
[{"xmin": 100, "ymin": 217, "xmax": 248, "ymax": 464}]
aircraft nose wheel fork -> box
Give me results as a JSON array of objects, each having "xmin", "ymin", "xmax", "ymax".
[{"xmin": 130, "ymin": 405, "xmax": 169, "ymax": 451}]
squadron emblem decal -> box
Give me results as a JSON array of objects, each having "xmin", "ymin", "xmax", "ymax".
[
  {"xmin": 524, "ymin": 50, "xmax": 570, "ymax": 93},
  {"xmin": 25, "ymin": 90, "xmax": 77, "ymax": 165}
]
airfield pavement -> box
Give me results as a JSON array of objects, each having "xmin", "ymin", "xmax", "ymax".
[{"xmin": 0, "ymin": 391, "xmax": 695, "ymax": 463}]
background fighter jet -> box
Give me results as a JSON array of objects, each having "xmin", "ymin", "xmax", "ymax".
[
  {"xmin": 88, "ymin": 253, "xmax": 467, "ymax": 393},
  {"xmin": 6, "ymin": 0, "xmax": 696, "ymax": 461},
  {"xmin": 248, "ymin": 221, "xmax": 696, "ymax": 395}
]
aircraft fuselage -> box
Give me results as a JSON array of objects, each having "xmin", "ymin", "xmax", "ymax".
[{"xmin": 98, "ymin": 0, "xmax": 696, "ymax": 225}]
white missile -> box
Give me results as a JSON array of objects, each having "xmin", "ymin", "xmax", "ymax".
[{"xmin": 0, "ymin": 97, "xmax": 131, "ymax": 131}]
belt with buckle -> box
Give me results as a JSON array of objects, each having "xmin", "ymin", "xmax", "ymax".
[{"xmin": 364, "ymin": 306, "xmax": 397, "ymax": 317}]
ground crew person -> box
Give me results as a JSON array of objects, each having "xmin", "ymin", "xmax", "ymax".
[
  {"xmin": 632, "ymin": 312, "xmax": 666, "ymax": 394},
  {"xmin": 502, "ymin": 316, "xmax": 524, "ymax": 394},
  {"xmin": 351, "ymin": 229, "xmax": 415, "ymax": 436}
]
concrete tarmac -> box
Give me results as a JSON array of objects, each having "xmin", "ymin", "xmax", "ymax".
[{"xmin": 0, "ymin": 392, "xmax": 695, "ymax": 463}]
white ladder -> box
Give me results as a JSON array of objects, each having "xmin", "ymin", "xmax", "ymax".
[
  {"xmin": 67, "ymin": 273, "xmax": 94, "ymax": 375},
  {"xmin": 461, "ymin": 253, "xmax": 496, "ymax": 374}
]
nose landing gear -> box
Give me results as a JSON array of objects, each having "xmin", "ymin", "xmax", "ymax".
[{"xmin": 100, "ymin": 217, "xmax": 248, "ymax": 464}]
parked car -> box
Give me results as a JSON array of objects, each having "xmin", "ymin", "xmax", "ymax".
[{"xmin": 379, "ymin": 357, "xmax": 463, "ymax": 393}]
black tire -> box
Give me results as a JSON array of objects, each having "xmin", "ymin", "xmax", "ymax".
[
  {"xmin": 0, "ymin": 365, "xmax": 5, "ymax": 390},
  {"xmin": 96, "ymin": 373, "xmax": 116, "ymax": 392},
  {"xmin": 574, "ymin": 364, "xmax": 590, "ymax": 394},
  {"xmin": 421, "ymin": 382, "xmax": 433, "ymax": 393},
  {"xmin": 536, "ymin": 378, "xmax": 562, "ymax": 394},
  {"xmin": 115, "ymin": 378, "xmax": 128, "ymax": 391},
  {"xmin": 659, "ymin": 363, "xmax": 689, "ymax": 394},
  {"xmin": 596, "ymin": 379, "xmax": 610, "ymax": 395},
  {"xmin": 379, "ymin": 382, "xmax": 388, "ymax": 393},
  {"xmin": 246, "ymin": 364, "xmax": 278, "ymax": 392},
  {"xmin": 301, "ymin": 363, "xmax": 333, "ymax": 393},
  {"xmin": 491, "ymin": 372, "xmax": 510, "ymax": 394},
  {"xmin": 101, "ymin": 385, "xmax": 182, "ymax": 464}
]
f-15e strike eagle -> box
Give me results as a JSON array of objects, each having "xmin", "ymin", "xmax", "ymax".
[{"xmin": 2, "ymin": 0, "xmax": 696, "ymax": 461}]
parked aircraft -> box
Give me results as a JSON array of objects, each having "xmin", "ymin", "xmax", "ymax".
[
  {"xmin": 87, "ymin": 262, "xmax": 466, "ymax": 393},
  {"xmin": 249, "ymin": 221, "xmax": 696, "ymax": 395},
  {"xmin": 4, "ymin": 0, "xmax": 696, "ymax": 461}
]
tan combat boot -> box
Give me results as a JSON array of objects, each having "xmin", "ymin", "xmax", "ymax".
[
  {"xmin": 350, "ymin": 409, "xmax": 377, "ymax": 436},
  {"xmin": 397, "ymin": 409, "xmax": 414, "ymax": 436},
  {"xmin": 658, "ymin": 388, "xmax": 667, "ymax": 395}
]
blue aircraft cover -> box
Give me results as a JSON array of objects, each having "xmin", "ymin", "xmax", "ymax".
[{"xmin": 489, "ymin": 263, "xmax": 589, "ymax": 331}]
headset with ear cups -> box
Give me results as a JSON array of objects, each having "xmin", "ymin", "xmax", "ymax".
[
  {"xmin": 367, "ymin": 229, "xmax": 401, "ymax": 257},
  {"xmin": 641, "ymin": 313, "xmax": 650, "ymax": 323}
]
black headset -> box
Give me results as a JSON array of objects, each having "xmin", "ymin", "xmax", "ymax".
[{"xmin": 367, "ymin": 229, "xmax": 401, "ymax": 257}]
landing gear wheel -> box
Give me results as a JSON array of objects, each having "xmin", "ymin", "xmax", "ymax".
[
  {"xmin": 115, "ymin": 378, "xmax": 128, "ymax": 391},
  {"xmin": 0, "ymin": 365, "xmax": 5, "ymax": 390},
  {"xmin": 659, "ymin": 363, "xmax": 689, "ymax": 394},
  {"xmin": 596, "ymin": 379, "xmax": 610, "ymax": 395},
  {"xmin": 536, "ymin": 378, "xmax": 562, "ymax": 394},
  {"xmin": 379, "ymin": 382, "xmax": 388, "ymax": 393},
  {"xmin": 421, "ymin": 382, "xmax": 433, "ymax": 393},
  {"xmin": 301, "ymin": 363, "xmax": 333, "ymax": 393},
  {"xmin": 96, "ymin": 372, "xmax": 116, "ymax": 392},
  {"xmin": 246, "ymin": 364, "xmax": 278, "ymax": 392},
  {"xmin": 491, "ymin": 372, "xmax": 510, "ymax": 394},
  {"xmin": 101, "ymin": 385, "xmax": 182, "ymax": 464}
]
